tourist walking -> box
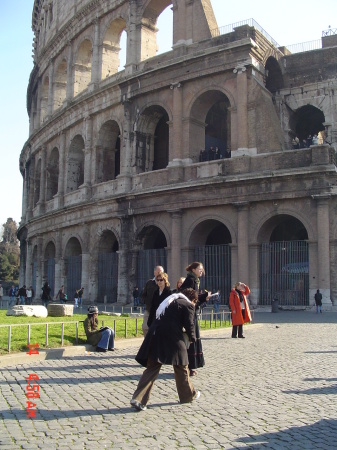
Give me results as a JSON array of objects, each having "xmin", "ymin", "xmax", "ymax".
[
  {"xmin": 147, "ymin": 273, "xmax": 172, "ymax": 328},
  {"xmin": 229, "ymin": 282, "xmax": 251, "ymax": 338},
  {"xmin": 130, "ymin": 289, "xmax": 201, "ymax": 411},
  {"xmin": 179, "ymin": 262, "xmax": 210, "ymax": 376},
  {"xmin": 41, "ymin": 282, "xmax": 51, "ymax": 308},
  {"xmin": 141, "ymin": 265, "xmax": 164, "ymax": 337}
]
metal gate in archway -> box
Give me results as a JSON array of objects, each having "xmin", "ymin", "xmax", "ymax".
[
  {"xmin": 46, "ymin": 258, "xmax": 55, "ymax": 297},
  {"xmin": 137, "ymin": 249, "xmax": 167, "ymax": 295},
  {"xmin": 65, "ymin": 255, "xmax": 82, "ymax": 300},
  {"xmin": 195, "ymin": 244, "xmax": 231, "ymax": 304},
  {"xmin": 97, "ymin": 252, "xmax": 118, "ymax": 303},
  {"xmin": 260, "ymin": 240, "xmax": 309, "ymax": 306}
]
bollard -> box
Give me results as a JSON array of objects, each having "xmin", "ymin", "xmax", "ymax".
[{"xmin": 272, "ymin": 298, "xmax": 279, "ymax": 313}]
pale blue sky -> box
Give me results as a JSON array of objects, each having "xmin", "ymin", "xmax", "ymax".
[{"xmin": 0, "ymin": 0, "xmax": 335, "ymax": 231}]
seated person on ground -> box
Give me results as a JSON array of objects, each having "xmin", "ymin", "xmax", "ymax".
[{"xmin": 83, "ymin": 305, "xmax": 115, "ymax": 352}]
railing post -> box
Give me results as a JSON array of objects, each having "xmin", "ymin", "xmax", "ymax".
[
  {"xmin": 124, "ymin": 319, "xmax": 127, "ymax": 338},
  {"xmin": 114, "ymin": 319, "xmax": 116, "ymax": 337},
  {"xmin": 61, "ymin": 323, "xmax": 64, "ymax": 345},
  {"xmin": 76, "ymin": 322, "xmax": 79, "ymax": 344},
  {"xmin": 46, "ymin": 323, "xmax": 48, "ymax": 347},
  {"xmin": 8, "ymin": 325, "xmax": 11, "ymax": 353},
  {"xmin": 136, "ymin": 318, "xmax": 138, "ymax": 335},
  {"xmin": 28, "ymin": 324, "xmax": 31, "ymax": 345}
]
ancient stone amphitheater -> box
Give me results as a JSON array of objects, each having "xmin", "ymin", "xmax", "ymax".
[{"xmin": 18, "ymin": 0, "xmax": 337, "ymax": 307}]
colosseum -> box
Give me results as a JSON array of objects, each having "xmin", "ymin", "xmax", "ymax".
[{"xmin": 18, "ymin": 0, "xmax": 337, "ymax": 308}]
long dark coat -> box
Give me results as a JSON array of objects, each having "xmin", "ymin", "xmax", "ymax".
[
  {"xmin": 147, "ymin": 286, "xmax": 172, "ymax": 327},
  {"xmin": 135, "ymin": 296, "xmax": 196, "ymax": 367},
  {"xmin": 179, "ymin": 274, "xmax": 208, "ymax": 369}
]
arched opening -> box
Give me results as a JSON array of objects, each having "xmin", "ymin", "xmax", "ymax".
[
  {"xmin": 96, "ymin": 121, "xmax": 121, "ymax": 183},
  {"xmin": 190, "ymin": 220, "xmax": 232, "ymax": 302},
  {"xmin": 265, "ymin": 56, "xmax": 284, "ymax": 94},
  {"xmin": 40, "ymin": 76, "xmax": 49, "ymax": 123},
  {"xmin": 46, "ymin": 147, "xmax": 59, "ymax": 200},
  {"xmin": 67, "ymin": 135, "xmax": 85, "ymax": 192},
  {"xmin": 289, "ymin": 105, "xmax": 325, "ymax": 146},
  {"xmin": 97, "ymin": 230, "xmax": 119, "ymax": 303},
  {"xmin": 34, "ymin": 159, "xmax": 41, "ymax": 207},
  {"xmin": 259, "ymin": 215, "xmax": 309, "ymax": 306},
  {"xmin": 64, "ymin": 237, "xmax": 82, "ymax": 300},
  {"xmin": 190, "ymin": 90, "xmax": 231, "ymax": 162},
  {"xmin": 44, "ymin": 241, "xmax": 56, "ymax": 296},
  {"xmin": 135, "ymin": 106, "xmax": 169, "ymax": 173},
  {"xmin": 137, "ymin": 225, "xmax": 167, "ymax": 291},
  {"xmin": 102, "ymin": 18, "xmax": 127, "ymax": 78},
  {"xmin": 74, "ymin": 39, "xmax": 92, "ymax": 96},
  {"xmin": 141, "ymin": 1, "xmax": 172, "ymax": 61},
  {"xmin": 54, "ymin": 59, "xmax": 67, "ymax": 110}
]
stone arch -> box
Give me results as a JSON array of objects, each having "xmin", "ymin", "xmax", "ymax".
[
  {"xmin": 189, "ymin": 89, "xmax": 233, "ymax": 160},
  {"xmin": 137, "ymin": 223, "xmax": 169, "ymax": 250},
  {"xmin": 53, "ymin": 58, "xmax": 67, "ymax": 110},
  {"xmin": 64, "ymin": 236, "xmax": 82, "ymax": 298},
  {"xmin": 265, "ymin": 56, "xmax": 284, "ymax": 94},
  {"xmin": 102, "ymin": 17, "xmax": 127, "ymax": 78},
  {"xmin": 46, "ymin": 147, "xmax": 59, "ymax": 201},
  {"xmin": 134, "ymin": 104, "xmax": 170, "ymax": 172},
  {"xmin": 289, "ymin": 105, "xmax": 325, "ymax": 142},
  {"xmin": 74, "ymin": 39, "xmax": 93, "ymax": 96},
  {"xmin": 66, "ymin": 135, "xmax": 84, "ymax": 192},
  {"xmin": 40, "ymin": 75, "xmax": 49, "ymax": 123},
  {"xmin": 34, "ymin": 158, "xmax": 41, "ymax": 207},
  {"xmin": 96, "ymin": 120, "xmax": 121, "ymax": 182},
  {"xmin": 187, "ymin": 218, "xmax": 233, "ymax": 299},
  {"xmin": 44, "ymin": 240, "xmax": 56, "ymax": 295},
  {"xmin": 140, "ymin": 0, "xmax": 173, "ymax": 60}
]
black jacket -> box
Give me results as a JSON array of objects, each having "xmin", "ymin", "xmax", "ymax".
[{"xmin": 147, "ymin": 286, "xmax": 172, "ymax": 327}]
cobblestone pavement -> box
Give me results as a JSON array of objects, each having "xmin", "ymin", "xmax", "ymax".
[{"xmin": 0, "ymin": 311, "xmax": 337, "ymax": 449}]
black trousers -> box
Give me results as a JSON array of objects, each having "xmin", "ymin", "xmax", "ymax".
[{"xmin": 232, "ymin": 309, "xmax": 245, "ymax": 337}]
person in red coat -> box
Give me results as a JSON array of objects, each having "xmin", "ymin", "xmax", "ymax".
[{"xmin": 229, "ymin": 282, "xmax": 251, "ymax": 338}]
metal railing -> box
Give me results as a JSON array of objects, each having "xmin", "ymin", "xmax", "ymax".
[{"xmin": 283, "ymin": 39, "xmax": 322, "ymax": 54}]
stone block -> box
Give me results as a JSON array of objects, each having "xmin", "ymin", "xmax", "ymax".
[
  {"xmin": 6, "ymin": 305, "xmax": 48, "ymax": 318},
  {"xmin": 47, "ymin": 303, "xmax": 74, "ymax": 317}
]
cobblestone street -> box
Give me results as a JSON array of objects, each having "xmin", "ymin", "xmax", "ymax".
[{"xmin": 0, "ymin": 311, "xmax": 336, "ymax": 449}]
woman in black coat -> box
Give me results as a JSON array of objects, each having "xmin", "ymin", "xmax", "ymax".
[
  {"xmin": 131, "ymin": 289, "xmax": 201, "ymax": 411},
  {"xmin": 179, "ymin": 261, "xmax": 210, "ymax": 376},
  {"xmin": 147, "ymin": 272, "xmax": 172, "ymax": 328}
]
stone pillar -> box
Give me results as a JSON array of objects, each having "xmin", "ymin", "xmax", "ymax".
[
  {"xmin": 66, "ymin": 41, "xmax": 73, "ymax": 101},
  {"xmin": 168, "ymin": 209, "xmax": 183, "ymax": 284},
  {"xmin": 36, "ymin": 236, "xmax": 44, "ymax": 295},
  {"xmin": 124, "ymin": 2, "xmax": 140, "ymax": 75},
  {"xmin": 249, "ymin": 243, "xmax": 260, "ymax": 306},
  {"xmin": 234, "ymin": 202, "xmax": 250, "ymax": 283},
  {"xmin": 26, "ymin": 156, "xmax": 35, "ymax": 220},
  {"xmin": 117, "ymin": 216, "xmax": 131, "ymax": 304},
  {"xmin": 25, "ymin": 239, "xmax": 32, "ymax": 288},
  {"xmin": 47, "ymin": 59, "xmax": 54, "ymax": 117},
  {"xmin": 233, "ymin": 65, "xmax": 248, "ymax": 151},
  {"xmin": 54, "ymin": 231, "xmax": 63, "ymax": 292},
  {"xmin": 117, "ymin": 101, "xmax": 132, "ymax": 190},
  {"xmin": 55, "ymin": 131, "xmax": 65, "ymax": 209},
  {"xmin": 22, "ymin": 163, "xmax": 29, "ymax": 220},
  {"xmin": 313, "ymin": 195, "xmax": 331, "ymax": 305},
  {"xmin": 90, "ymin": 19, "xmax": 101, "ymax": 87},
  {"xmin": 82, "ymin": 116, "xmax": 92, "ymax": 197},
  {"xmin": 169, "ymin": 82, "xmax": 183, "ymax": 161},
  {"xmin": 80, "ymin": 225, "xmax": 90, "ymax": 303},
  {"xmin": 37, "ymin": 147, "xmax": 47, "ymax": 214}
]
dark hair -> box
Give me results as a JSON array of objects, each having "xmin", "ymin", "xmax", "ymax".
[
  {"xmin": 181, "ymin": 288, "xmax": 198, "ymax": 303},
  {"xmin": 185, "ymin": 262, "xmax": 204, "ymax": 273}
]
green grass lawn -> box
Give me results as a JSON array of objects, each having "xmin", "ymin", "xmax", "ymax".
[{"xmin": 0, "ymin": 310, "xmax": 231, "ymax": 354}]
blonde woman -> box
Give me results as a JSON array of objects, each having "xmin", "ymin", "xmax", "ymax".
[{"xmin": 147, "ymin": 273, "xmax": 171, "ymax": 327}]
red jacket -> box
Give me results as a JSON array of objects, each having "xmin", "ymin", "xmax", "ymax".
[{"xmin": 229, "ymin": 285, "xmax": 251, "ymax": 326}]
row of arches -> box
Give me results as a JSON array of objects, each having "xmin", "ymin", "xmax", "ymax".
[{"xmin": 29, "ymin": 214, "xmax": 310, "ymax": 306}]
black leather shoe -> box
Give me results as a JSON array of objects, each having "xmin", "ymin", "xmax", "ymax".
[
  {"xmin": 238, "ymin": 336, "xmax": 245, "ymax": 339},
  {"xmin": 96, "ymin": 347, "xmax": 107, "ymax": 352},
  {"xmin": 232, "ymin": 336, "xmax": 237, "ymax": 338},
  {"xmin": 108, "ymin": 348, "xmax": 115, "ymax": 351}
]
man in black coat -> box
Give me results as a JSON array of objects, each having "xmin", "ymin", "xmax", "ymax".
[{"xmin": 130, "ymin": 289, "xmax": 201, "ymax": 411}]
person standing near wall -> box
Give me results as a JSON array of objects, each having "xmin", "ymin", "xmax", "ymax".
[
  {"xmin": 141, "ymin": 265, "xmax": 164, "ymax": 337},
  {"xmin": 314, "ymin": 289, "xmax": 323, "ymax": 313},
  {"xmin": 229, "ymin": 282, "xmax": 251, "ymax": 338}
]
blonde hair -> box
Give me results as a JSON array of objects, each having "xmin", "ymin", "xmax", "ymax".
[
  {"xmin": 176, "ymin": 277, "xmax": 186, "ymax": 289},
  {"xmin": 234, "ymin": 282, "xmax": 243, "ymax": 289},
  {"xmin": 156, "ymin": 272, "xmax": 170, "ymax": 287}
]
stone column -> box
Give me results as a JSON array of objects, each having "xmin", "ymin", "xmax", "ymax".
[
  {"xmin": 117, "ymin": 216, "xmax": 131, "ymax": 304},
  {"xmin": 54, "ymin": 231, "xmax": 63, "ymax": 292},
  {"xmin": 312, "ymin": 195, "xmax": 331, "ymax": 305},
  {"xmin": 26, "ymin": 156, "xmax": 35, "ymax": 220},
  {"xmin": 90, "ymin": 19, "xmax": 101, "ymax": 87},
  {"xmin": 118, "ymin": 101, "xmax": 132, "ymax": 190},
  {"xmin": 22, "ymin": 163, "xmax": 29, "ymax": 220},
  {"xmin": 25, "ymin": 239, "xmax": 32, "ymax": 288},
  {"xmin": 233, "ymin": 65, "xmax": 248, "ymax": 151},
  {"xmin": 55, "ymin": 131, "xmax": 65, "ymax": 209},
  {"xmin": 37, "ymin": 147, "xmax": 47, "ymax": 214},
  {"xmin": 36, "ymin": 236, "xmax": 44, "ymax": 294},
  {"xmin": 169, "ymin": 82, "xmax": 183, "ymax": 162},
  {"xmin": 234, "ymin": 202, "xmax": 250, "ymax": 283},
  {"xmin": 168, "ymin": 209, "xmax": 183, "ymax": 284},
  {"xmin": 249, "ymin": 243, "xmax": 260, "ymax": 306},
  {"xmin": 47, "ymin": 59, "xmax": 54, "ymax": 118},
  {"xmin": 82, "ymin": 115, "xmax": 92, "ymax": 197},
  {"xmin": 125, "ymin": 1, "xmax": 140, "ymax": 75},
  {"xmin": 66, "ymin": 41, "xmax": 73, "ymax": 101}
]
